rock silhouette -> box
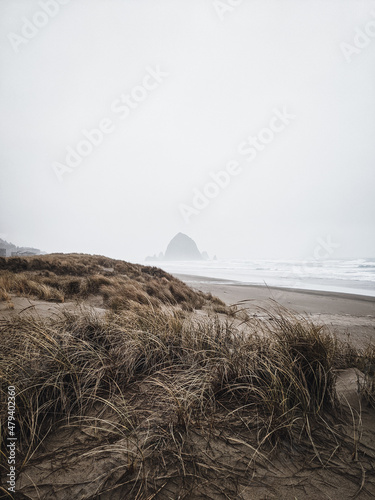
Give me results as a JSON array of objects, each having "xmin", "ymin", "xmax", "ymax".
[
  {"xmin": 165, "ymin": 233, "xmax": 203, "ymax": 260},
  {"xmin": 146, "ymin": 233, "xmax": 209, "ymax": 261}
]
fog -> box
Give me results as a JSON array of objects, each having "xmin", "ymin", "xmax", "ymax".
[{"xmin": 1, "ymin": 0, "xmax": 374, "ymax": 263}]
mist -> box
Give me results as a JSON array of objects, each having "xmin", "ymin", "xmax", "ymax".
[{"xmin": 1, "ymin": 0, "xmax": 374, "ymax": 263}]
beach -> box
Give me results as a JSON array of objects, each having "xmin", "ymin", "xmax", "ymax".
[
  {"xmin": 2, "ymin": 254, "xmax": 375, "ymax": 499},
  {"xmin": 176, "ymin": 274, "xmax": 375, "ymax": 349}
]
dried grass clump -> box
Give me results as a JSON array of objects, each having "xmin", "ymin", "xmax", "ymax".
[
  {"xmin": 0, "ymin": 272, "xmax": 65, "ymax": 302},
  {"xmin": 0, "ymin": 287, "xmax": 11, "ymax": 302},
  {"xmin": 355, "ymin": 345, "xmax": 375, "ymax": 407},
  {"xmin": 0, "ymin": 254, "xmax": 227, "ymax": 314},
  {"xmin": 2, "ymin": 304, "xmax": 373, "ymax": 499},
  {"xmin": 0, "ymin": 310, "xmax": 133, "ymax": 471}
]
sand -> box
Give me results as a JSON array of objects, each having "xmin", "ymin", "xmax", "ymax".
[
  {"xmin": 176, "ymin": 274, "xmax": 375, "ymax": 350},
  {"xmin": 2, "ymin": 280, "xmax": 375, "ymax": 498}
]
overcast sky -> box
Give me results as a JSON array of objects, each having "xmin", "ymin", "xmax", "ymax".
[{"xmin": 0, "ymin": 0, "xmax": 374, "ymax": 262}]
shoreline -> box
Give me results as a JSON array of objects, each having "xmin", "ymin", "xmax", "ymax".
[
  {"xmin": 175, "ymin": 273, "xmax": 375, "ymax": 303},
  {"xmin": 174, "ymin": 273, "xmax": 375, "ymax": 349}
]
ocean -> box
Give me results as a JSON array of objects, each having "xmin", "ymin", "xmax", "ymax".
[{"xmin": 154, "ymin": 259, "xmax": 375, "ymax": 297}]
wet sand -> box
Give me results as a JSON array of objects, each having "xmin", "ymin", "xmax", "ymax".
[{"xmin": 176, "ymin": 274, "xmax": 375, "ymax": 349}]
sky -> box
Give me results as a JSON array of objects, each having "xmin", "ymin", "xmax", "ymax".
[{"xmin": 0, "ymin": 0, "xmax": 374, "ymax": 262}]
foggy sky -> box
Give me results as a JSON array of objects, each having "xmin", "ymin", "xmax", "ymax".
[{"xmin": 1, "ymin": 0, "xmax": 374, "ymax": 262}]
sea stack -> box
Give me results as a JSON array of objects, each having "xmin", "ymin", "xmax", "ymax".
[{"xmin": 164, "ymin": 233, "xmax": 203, "ymax": 261}]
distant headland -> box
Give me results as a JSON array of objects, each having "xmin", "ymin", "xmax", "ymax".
[{"xmin": 0, "ymin": 238, "xmax": 41, "ymax": 257}]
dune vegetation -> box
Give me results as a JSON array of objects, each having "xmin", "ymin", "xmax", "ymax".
[
  {"xmin": 0, "ymin": 253, "xmax": 228, "ymax": 313},
  {"xmin": 0, "ymin": 254, "xmax": 375, "ymax": 499}
]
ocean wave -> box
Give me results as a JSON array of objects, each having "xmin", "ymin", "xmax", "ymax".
[{"xmin": 157, "ymin": 259, "xmax": 375, "ymax": 296}]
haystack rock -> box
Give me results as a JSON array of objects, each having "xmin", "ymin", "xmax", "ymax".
[{"xmin": 164, "ymin": 233, "xmax": 204, "ymax": 261}]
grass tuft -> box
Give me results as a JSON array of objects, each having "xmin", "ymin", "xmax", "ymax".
[
  {"xmin": 0, "ymin": 253, "xmax": 228, "ymax": 314},
  {"xmin": 1, "ymin": 255, "xmax": 374, "ymax": 498}
]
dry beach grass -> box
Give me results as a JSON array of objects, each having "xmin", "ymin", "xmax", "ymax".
[
  {"xmin": 0, "ymin": 254, "xmax": 228, "ymax": 314},
  {"xmin": 0, "ymin": 254, "xmax": 375, "ymax": 499}
]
